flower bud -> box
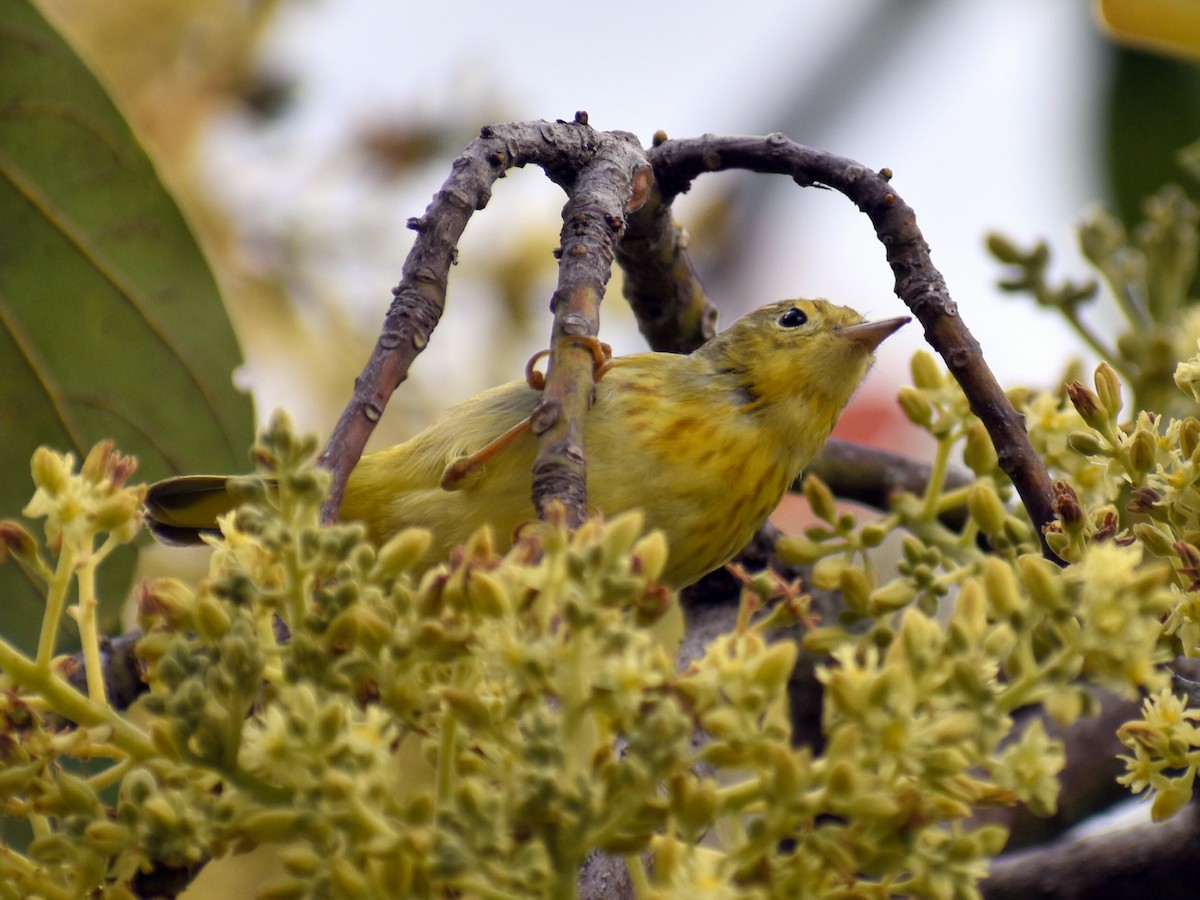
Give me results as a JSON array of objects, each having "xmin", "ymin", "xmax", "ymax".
[
  {"xmin": 1094, "ymin": 362, "xmax": 1123, "ymax": 421},
  {"xmin": 0, "ymin": 520, "xmax": 38, "ymax": 563},
  {"xmin": 280, "ymin": 845, "xmax": 324, "ymax": 877},
  {"xmin": 237, "ymin": 809, "xmax": 307, "ymax": 844},
  {"xmin": 986, "ymin": 232, "xmax": 1026, "ymax": 264},
  {"xmin": 0, "ymin": 761, "xmax": 40, "ymax": 797},
  {"xmin": 56, "ymin": 771, "xmax": 100, "ymax": 814},
  {"xmin": 1127, "ymin": 428, "xmax": 1158, "ymax": 475},
  {"xmin": 1051, "ymin": 482, "xmax": 1085, "ymax": 529},
  {"xmin": 968, "ymin": 483, "xmax": 1008, "ymax": 536},
  {"xmin": 671, "ymin": 776, "xmax": 720, "ymax": 840},
  {"xmin": 195, "ymin": 596, "xmax": 232, "ymax": 641},
  {"xmin": 602, "ymin": 510, "xmax": 645, "ymax": 562},
  {"xmin": 825, "ymin": 759, "xmax": 860, "ymax": 802},
  {"xmin": 983, "ymin": 556, "xmax": 1025, "ymax": 618},
  {"xmin": 149, "ymin": 721, "xmax": 183, "ymax": 760},
  {"xmin": 898, "ymin": 386, "xmax": 934, "ymax": 428},
  {"xmin": 1134, "ymin": 523, "xmax": 1176, "ymax": 558},
  {"xmin": 1066, "ymin": 382, "xmax": 1103, "ymax": 428},
  {"xmin": 462, "ymin": 524, "xmax": 495, "ymax": 565},
  {"xmin": 81, "ymin": 441, "xmax": 114, "ymax": 484},
  {"xmin": 31, "ymin": 447, "xmax": 70, "ymax": 497},
  {"xmin": 1017, "ymin": 554, "xmax": 1065, "ymax": 609},
  {"xmin": 910, "ymin": 350, "xmax": 944, "ymax": 390},
  {"xmin": 322, "ymin": 770, "xmax": 354, "ymax": 802},
  {"xmin": 859, "ymin": 522, "xmax": 889, "ymax": 548},
  {"xmin": 316, "ymin": 702, "xmax": 346, "ymax": 746},
  {"xmin": 869, "ymin": 579, "xmax": 917, "ymax": 613},
  {"xmin": 950, "ymin": 655, "xmax": 989, "ymax": 699},
  {"xmin": 839, "ymin": 566, "xmax": 871, "ymax": 615},
  {"xmin": 963, "ymin": 421, "xmax": 999, "ymax": 475},
  {"xmin": 1127, "ymin": 486, "xmax": 1162, "ymax": 517},
  {"xmin": 141, "ymin": 794, "xmax": 179, "ymax": 830},
  {"xmin": 330, "ymin": 858, "xmax": 370, "ymax": 896},
  {"xmin": 702, "ymin": 708, "xmax": 741, "ymax": 740},
  {"xmin": 841, "ymin": 791, "xmax": 901, "ymax": 819},
  {"xmin": 802, "ymin": 475, "xmax": 838, "ymax": 524},
  {"xmin": 257, "ymin": 880, "xmax": 308, "ymax": 900},
  {"xmin": 982, "ymin": 622, "xmax": 1016, "ymax": 659},
  {"xmin": 1182, "ymin": 417, "xmax": 1200, "ymax": 459},
  {"xmin": 28, "ymin": 834, "xmax": 80, "ymax": 868},
  {"xmin": 371, "ymin": 528, "xmax": 431, "ymax": 581},
  {"xmin": 442, "ymin": 688, "xmax": 491, "ymax": 729},
  {"xmin": 632, "ymin": 530, "xmax": 668, "ymax": 581},
  {"xmin": 927, "ymin": 750, "xmax": 975, "ymax": 786},
  {"xmin": 748, "ymin": 641, "xmax": 798, "ymax": 692},
  {"xmin": 1176, "ymin": 356, "xmax": 1200, "ymax": 404},
  {"xmin": 776, "ymin": 535, "xmax": 828, "ymax": 566},
  {"xmin": 83, "ymin": 821, "xmax": 133, "ymax": 856},
  {"xmin": 1067, "ymin": 431, "xmax": 1105, "ymax": 456},
  {"xmin": 802, "ymin": 625, "xmax": 850, "ymax": 654},
  {"xmin": 1044, "ymin": 686, "xmax": 1084, "ymax": 727},
  {"xmin": 950, "ymin": 579, "xmax": 987, "ymax": 643},
  {"xmin": 466, "ymin": 570, "xmax": 511, "ymax": 617},
  {"xmin": 931, "ymin": 711, "xmax": 981, "ymax": 744},
  {"xmin": 90, "ymin": 492, "xmax": 140, "ymax": 534}
]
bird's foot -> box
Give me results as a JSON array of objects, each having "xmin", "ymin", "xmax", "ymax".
[{"xmin": 523, "ymin": 336, "xmax": 614, "ymax": 390}]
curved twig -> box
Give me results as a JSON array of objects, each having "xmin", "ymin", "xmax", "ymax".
[
  {"xmin": 316, "ymin": 116, "xmax": 620, "ymax": 522},
  {"xmin": 644, "ymin": 134, "xmax": 1062, "ymax": 563}
]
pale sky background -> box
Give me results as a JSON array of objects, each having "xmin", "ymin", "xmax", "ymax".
[{"xmin": 202, "ymin": 0, "xmax": 1112, "ymax": 435}]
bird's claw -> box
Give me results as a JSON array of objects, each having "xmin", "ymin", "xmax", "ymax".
[
  {"xmin": 523, "ymin": 336, "xmax": 614, "ymax": 390},
  {"xmin": 448, "ymin": 336, "xmax": 615, "ymax": 492}
]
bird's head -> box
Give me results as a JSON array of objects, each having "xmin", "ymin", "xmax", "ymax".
[{"xmin": 699, "ymin": 298, "xmax": 910, "ymax": 437}]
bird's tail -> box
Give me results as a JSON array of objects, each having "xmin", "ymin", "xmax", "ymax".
[{"xmin": 144, "ymin": 476, "xmax": 258, "ymax": 545}]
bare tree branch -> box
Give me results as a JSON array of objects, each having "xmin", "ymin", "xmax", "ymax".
[
  {"xmin": 981, "ymin": 799, "xmax": 1200, "ymax": 900},
  {"xmin": 644, "ymin": 134, "xmax": 1063, "ymax": 564},
  {"xmin": 316, "ymin": 116, "xmax": 620, "ymax": 522},
  {"xmin": 614, "ymin": 141, "xmax": 719, "ymax": 353},
  {"xmin": 530, "ymin": 118, "xmax": 652, "ymax": 525}
]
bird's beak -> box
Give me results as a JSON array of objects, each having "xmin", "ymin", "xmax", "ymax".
[{"xmin": 838, "ymin": 316, "xmax": 910, "ymax": 351}]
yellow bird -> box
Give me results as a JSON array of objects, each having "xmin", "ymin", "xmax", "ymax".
[{"xmin": 146, "ymin": 300, "xmax": 907, "ymax": 587}]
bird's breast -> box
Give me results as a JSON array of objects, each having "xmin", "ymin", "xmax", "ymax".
[{"xmin": 585, "ymin": 368, "xmax": 799, "ymax": 584}]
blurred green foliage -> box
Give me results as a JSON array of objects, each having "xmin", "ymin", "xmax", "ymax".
[{"xmin": 0, "ymin": 0, "xmax": 254, "ymax": 653}]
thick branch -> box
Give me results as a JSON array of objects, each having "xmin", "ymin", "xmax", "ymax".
[
  {"xmin": 981, "ymin": 800, "xmax": 1200, "ymax": 900},
  {"xmin": 614, "ymin": 155, "xmax": 718, "ymax": 353},
  {"xmin": 316, "ymin": 117, "xmax": 616, "ymax": 522},
  {"xmin": 646, "ymin": 134, "xmax": 1062, "ymax": 564},
  {"xmin": 530, "ymin": 124, "xmax": 651, "ymax": 525}
]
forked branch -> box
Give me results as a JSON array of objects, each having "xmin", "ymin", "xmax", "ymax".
[
  {"xmin": 316, "ymin": 116, "xmax": 633, "ymax": 521},
  {"xmin": 318, "ymin": 119, "xmax": 1059, "ymax": 563}
]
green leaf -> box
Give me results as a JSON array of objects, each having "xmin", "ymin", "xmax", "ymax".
[
  {"xmin": 0, "ymin": 0, "xmax": 254, "ymax": 653},
  {"xmin": 1104, "ymin": 45, "xmax": 1200, "ymax": 228}
]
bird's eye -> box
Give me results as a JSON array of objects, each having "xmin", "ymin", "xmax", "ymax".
[{"xmin": 778, "ymin": 308, "xmax": 808, "ymax": 328}]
